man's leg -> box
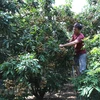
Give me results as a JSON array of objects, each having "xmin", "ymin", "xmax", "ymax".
[
  {"xmin": 74, "ymin": 55, "xmax": 80, "ymax": 75},
  {"xmin": 79, "ymin": 53, "xmax": 87, "ymax": 74}
]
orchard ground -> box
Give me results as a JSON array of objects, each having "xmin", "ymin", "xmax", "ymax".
[{"xmin": 26, "ymin": 83, "xmax": 77, "ymax": 100}]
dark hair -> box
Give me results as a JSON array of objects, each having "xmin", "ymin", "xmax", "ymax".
[{"xmin": 74, "ymin": 23, "xmax": 83, "ymax": 30}]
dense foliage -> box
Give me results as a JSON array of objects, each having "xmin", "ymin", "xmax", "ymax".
[
  {"xmin": 73, "ymin": 34, "xmax": 100, "ymax": 99},
  {"xmin": 0, "ymin": 0, "xmax": 100, "ymax": 100},
  {"xmin": 0, "ymin": 0, "xmax": 74, "ymax": 100}
]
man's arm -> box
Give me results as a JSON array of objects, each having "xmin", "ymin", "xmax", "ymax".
[{"xmin": 59, "ymin": 39, "xmax": 79, "ymax": 47}]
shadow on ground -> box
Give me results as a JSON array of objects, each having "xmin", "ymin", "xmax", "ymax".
[{"xmin": 26, "ymin": 84, "xmax": 77, "ymax": 100}]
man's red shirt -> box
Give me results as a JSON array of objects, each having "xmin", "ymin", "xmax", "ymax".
[{"xmin": 71, "ymin": 33, "xmax": 86, "ymax": 55}]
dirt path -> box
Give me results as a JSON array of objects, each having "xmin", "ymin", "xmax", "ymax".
[
  {"xmin": 44, "ymin": 83, "xmax": 77, "ymax": 100},
  {"xmin": 27, "ymin": 83, "xmax": 77, "ymax": 100}
]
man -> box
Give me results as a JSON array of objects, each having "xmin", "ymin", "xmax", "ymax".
[{"xmin": 59, "ymin": 23, "xmax": 87, "ymax": 75}]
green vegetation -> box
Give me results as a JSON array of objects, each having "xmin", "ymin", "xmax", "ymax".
[{"xmin": 0, "ymin": 0, "xmax": 100, "ymax": 100}]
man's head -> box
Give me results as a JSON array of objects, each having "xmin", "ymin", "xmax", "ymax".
[{"xmin": 73, "ymin": 23, "xmax": 83, "ymax": 34}]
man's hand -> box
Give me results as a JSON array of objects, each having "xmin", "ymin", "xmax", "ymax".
[
  {"xmin": 59, "ymin": 47, "xmax": 66, "ymax": 51},
  {"xmin": 59, "ymin": 44, "xmax": 64, "ymax": 48}
]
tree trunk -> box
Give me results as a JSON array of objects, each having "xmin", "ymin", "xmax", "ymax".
[
  {"xmin": 33, "ymin": 91, "xmax": 45, "ymax": 100},
  {"xmin": 31, "ymin": 83, "xmax": 45, "ymax": 100},
  {"xmin": 35, "ymin": 96, "xmax": 44, "ymax": 100}
]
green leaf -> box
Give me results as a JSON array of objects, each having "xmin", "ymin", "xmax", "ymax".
[
  {"xmin": 81, "ymin": 86, "xmax": 93, "ymax": 97},
  {"xmin": 87, "ymin": 87, "xmax": 93, "ymax": 97},
  {"xmin": 95, "ymin": 86, "xmax": 100, "ymax": 92}
]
